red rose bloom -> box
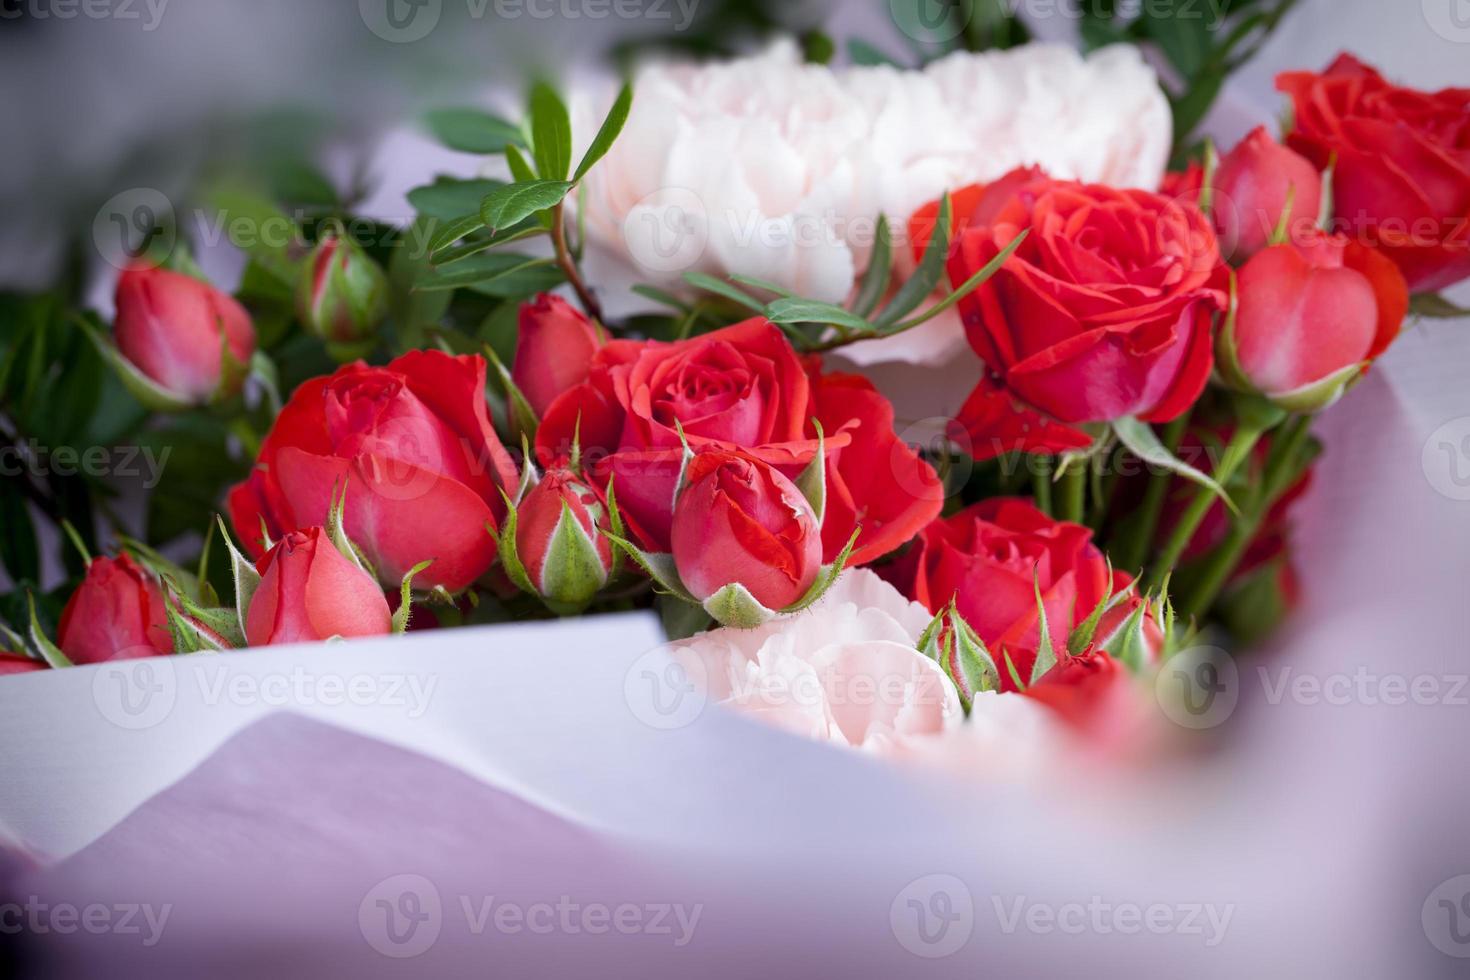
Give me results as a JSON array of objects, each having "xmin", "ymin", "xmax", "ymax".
[
  {"xmin": 512, "ymin": 294, "xmax": 604, "ymax": 418},
  {"xmin": 884, "ymin": 498, "xmax": 1147, "ymax": 691},
  {"xmin": 246, "ymin": 528, "xmax": 393, "ymax": 646},
  {"xmin": 0, "ymin": 653, "xmax": 47, "ymax": 676},
  {"xmin": 942, "ymin": 170, "xmax": 1227, "ymax": 460},
  {"xmin": 227, "ymin": 350, "xmax": 520, "ymax": 593},
  {"xmin": 533, "ymin": 317, "xmax": 942, "ymax": 566},
  {"xmin": 57, "ymin": 554, "xmax": 173, "ymax": 664},
  {"xmin": 1277, "ymin": 54, "xmax": 1470, "ymax": 292}
]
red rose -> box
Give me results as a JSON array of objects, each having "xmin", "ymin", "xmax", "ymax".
[
  {"xmin": 1226, "ymin": 229, "xmax": 1407, "ymax": 408},
  {"xmin": 245, "ymin": 528, "xmax": 392, "ymax": 646},
  {"xmin": 1277, "ymin": 54, "xmax": 1470, "ymax": 292},
  {"xmin": 1160, "ymin": 162, "xmax": 1205, "ymax": 202},
  {"xmin": 1211, "ymin": 126, "xmax": 1324, "ymax": 261},
  {"xmin": 114, "ymin": 265, "xmax": 256, "ymax": 404},
  {"xmin": 534, "ymin": 317, "xmax": 942, "ymax": 566},
  {"xmin": 670, "ymin": 450, "xmax": 822, "ymax": 610},
  {"xmin": 57, "ymin": 554, "xmax": 173, "ymax": 664},
  {"xmin": 884, "ymin": 497, "xmax": 1147, "ymax": 691},
  {"xmin": 0, "ymin": 653, "xmax": 46, "ymax": 676},
  {"xmin": 943, "ymin": 170, "xmax": 1227, "ymax": 460},
  {"xmin": 511, "ymin": 294, "xmax": 604, "ymax": 418},
  {"xmin": 227, "ymin": 350, "xmax": 520, "ymax": 593}
]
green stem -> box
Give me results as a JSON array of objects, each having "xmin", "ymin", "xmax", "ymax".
[
  {"xmin": 1180, "ymin": 415, "xmax": 1313, "ymax": 619},
  {"xmin": 1116, "ymin": 411, "xmax": 1191, "ymax": 573},
  {"xmin": 1144, "ymin": 423, "xmax": 1264, "ymax": 594},
  {"xmin": 1032, "ymin": 456, "xmax": 1053, "ymax": 516},
  {"xmin": 1058, "ymin": 462, "xmax": 1086, "ymax": 524}
]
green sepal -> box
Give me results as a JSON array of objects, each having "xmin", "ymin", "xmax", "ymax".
[
  {"xmin": 1066, "ymin": 562, "xmax": 1117, "ymax": 655},
  {"xmin": 215, "ymin": 515, "xmax": 262, "ymax": 641},
  {"xmin": 1410, "ymin": 293, "xmax": 1470, "ymax": 319},
  {"xmin": 75, "ymin": 314, "xmax": 195, "ymax": 413},
  {"xmin": 1001, "ymin": 648, "xmax": 1026, "ymax": 692},
  {"xmin": 325, "ymin": 482, "xmax": 376, "ymax": 580},
  {"xmin": 392, "ymin": 559, "xmax": 435, "ymax": 634},
  {"xmin": 537, "ymin": 501, "xmax": 610, "ymax": 614},
  {"xmin": 601, "ymin": 529, "xmax": 696, "ymax": 603},
  {"xmin": 917, "ymin": 600, "xmax": 999, "ymax": 711},
  {"xmin": 483, "ymin": 342, "xmax": 539, "ymax": 445},
  {"xmin": 701, "ymin": 583, "xmax": 779, "ymax": 630},
  {"xmin": 1097, "ymin": 598, "xmax": 1153, "ymax": 674},
  {"xmin": 163, "ymin": 594, "xmax": 225, "ymax": 653},
  {"xmin": 168, "ymin": 587, "xmax": 244, "ymax": 648},
  {"xmin": 1266, "ymin": 362, "xmax": 1365, "ymax": 414},
  {"xmin": 1028, "ymin": 570, "xmax": 1057, "ymax": 687},
  {"xmin": 28, "ymin": 591, "xmax": 73, "ymax": 668},
  {"xmin": 794, "ymin": 419, "xmax": 827, "ymax": 526},
  {"xmin": 493, "ymin": 490, "xmax": 539, "ymax": 597},
  {"xmin": 778, "ymin": 527, "xmax": 860, "ymax": 617}
]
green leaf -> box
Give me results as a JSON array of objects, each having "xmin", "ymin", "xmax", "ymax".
[
  {"xmin": 848, "ymin": 39, "xmax": 902, "ymax": 66},
  {"xmin": 529, "ymin": 82, "xmax": 573, "ymax": 181},
  {"xmin": 216, "ymin": 515, "xmax": 262, "ymax": 640},
  {"xmin": 765, "ymin": 298, "xmax": 877, "ymax": 336},
  {"xmin": 876, "ymin": 193, "xmax": 950, "ymax": 327},
  {"xmin": 1410, "ymin": 293, "xmax": 1470, "ymax": 319},
  {"xmin": 415, "ymin": 253, "xmax": 557, "ymax": 292},
  {"xmin": 851, "ymin": 214, "xmax": 892, "ymax": 319},
  {"xmin": 482, "ymin": 342, "xmax": 539, "ymax": 445},
  {"xmin": 681, "ymin": 272, "xmax": 766, "ymax": 313},
  {"xmin": 886, "ymin": 228, "xmax": 1027, "ymax": 334},
  {"xmin": 573, "ymin": 82, "xmax": 633, "ymax": 182},
  {"xmin": 425, "ymin": 213, "xmax": 487, "ymax": 255},
  {"xmin": 423, "ymin": 108, "xmax": 524, "ymax": 154},
  {"xmin": 1113, "ymin": 415, "xmax": 1235, "ymax": 513},
  {"xmin": 408, "ymin": 178, "xmax": 505, "ymax": 221},
  {"xmin": 479, "ymin": 180, "xmax": 573, "ymax": 232},
  {"xmin": 727, "ymin": 274, "xmax": 795, "ymax": 298}
]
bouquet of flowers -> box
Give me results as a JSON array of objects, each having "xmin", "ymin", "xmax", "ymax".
[{"xmin": 3, "ymin": 5, "xmax": 1467, "ymax": 769}]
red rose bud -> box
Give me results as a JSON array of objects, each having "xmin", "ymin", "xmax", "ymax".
[
  {"xmin": 1210, "ymin": 126, "xmax": 1323, "ymax": 261},
  {"xmin": 57, "ymin": 553, "xmax": 174, "ymax": 664},
  {"xmin": 511, "ymin": 294, "xmax": 604, "ymax": 418},
  {"xmin": 512, "ymin": 469, "xmax": 613, "ymax": 613},
  {"xmin": 245, "ymin": 527, "xmax": 392, "ymax": 646},
  {"xmin": 670, "ymin": 451, "xmax": 822, "ymax": 616},
  {"xmin": 297, "ymin": 232, "xmax": 388, "ymax": 347},
  {"xmin": 0, "ymin": 653, "xmax": 46, "ymax": 676},
  {"xmin": 114, "ymin": 264, "xmax": 256, "ymax": 404},
  {"xmin": 1278, "ymin": 55, "xmax": 1470, "ymax": 292},
  {"xmin": 1222, "ymin": 230, "xmax": 1408, "ymax": 411}
]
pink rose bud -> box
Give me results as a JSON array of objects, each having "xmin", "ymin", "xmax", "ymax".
[
  {"xmin": 511, "ymin": 294, "xmax": 603, "ymax": 417},
  {"xmin": 513, "ymin": 468, "xmax": 613, "ymax": 612},
  {"xmin": 245, "ymin": 527, "xmax": 393, "ymax": 646},
  {"xmin": 114, "ymin": 264, "xmax": 256, "ymax": 403},
  {"xmin": 1211, "ymin": 126, "xmax": 1324, "ymax": 261},
  {"xmin": 0, "ymin": 653, "xmax": 46, "ymax": 675},
  {"xmin": 670, "ymin": 451, "xmax": 822, "ymax": 612},
  {"xmin": 57, "ymin": 553, "xmax": 174, "ymax": 664},
  {"xmin": 1224, "ymin": 229, "xmax": 1408, "ymax": 411},
  {"xmin": 296, "ymin": 232, "xmax": 388, "ymax": 347}
]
